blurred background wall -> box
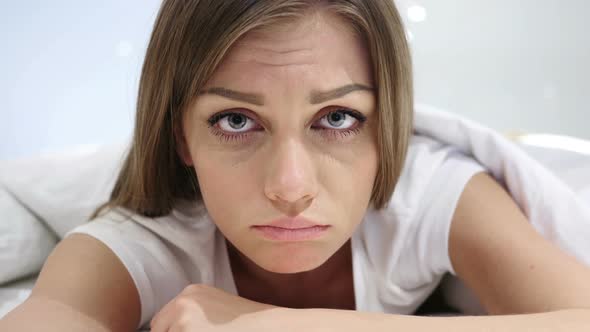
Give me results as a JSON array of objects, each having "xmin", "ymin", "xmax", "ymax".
[{"xmin": 1, "ymin": 0, "xmax": 588, "ymax": 160}]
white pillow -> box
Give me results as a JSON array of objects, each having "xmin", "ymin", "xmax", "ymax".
[
  {"xmin": 0, "ymin": 142, "xmax": 127, "ymax": 285},
  {"xmin": 0, "ymin": 187, "xmax": 57, "ymax": 285},
  {"xmin": 0, "ymin": 142, "xmax": 128, "ymax": 240}
]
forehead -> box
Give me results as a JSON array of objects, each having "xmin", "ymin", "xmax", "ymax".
[{"xmin": 206, "ymin": 10, "xmax": 373, "ymax": 87}]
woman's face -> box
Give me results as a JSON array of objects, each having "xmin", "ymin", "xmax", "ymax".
[{"xmin": 180, "ymin": 10, "xmax": 378, "ymax": 275}]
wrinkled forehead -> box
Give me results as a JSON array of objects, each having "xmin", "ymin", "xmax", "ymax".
[{"xmin": 205, "ymin": 11, "xmax": 373, "ymax": 91}]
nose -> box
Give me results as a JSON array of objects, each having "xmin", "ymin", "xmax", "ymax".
[{"xmin": 264, "ymin": 138, "xmax": 317, "ymax": 216}]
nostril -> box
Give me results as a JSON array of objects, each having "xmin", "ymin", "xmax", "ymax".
[{"xmin": 268, "ymin": 194, "xmax": 314, "ymax": 217}]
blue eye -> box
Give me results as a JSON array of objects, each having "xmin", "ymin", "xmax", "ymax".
[
  {"xmin": 218, "ymin": 113, "xmax": 256, "ymax": 133},
  {"xmin": 206, "ymin": 108, "xmax": 367, "ymax": 144},
  {"xmin": 315, "ymin": 110, "xmax": 365, "ymax": 130}
]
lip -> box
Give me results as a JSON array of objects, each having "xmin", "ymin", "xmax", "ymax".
[
  {"xmin": 253, "ymin": 216, "xmax": 328, "ymax": 230},
  {"xmin": 252, "ymin": 225, "xmax": 330, "ymax": 241}
]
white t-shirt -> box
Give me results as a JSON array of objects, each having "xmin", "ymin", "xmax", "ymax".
[{"xmin": 66, "ymin": 134, "xmax": 486, "ymax": 330}]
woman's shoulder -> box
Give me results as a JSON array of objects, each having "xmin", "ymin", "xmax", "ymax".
[
  {"xmin": 358, "ymin": 134, "xmax": 488, "ymax": 293},
  {"xmin": 64, "ymin": 200, "xmax": 216, "ymax": 329},
  {"xmin": 70, "ymin": 199, "xmax": 214, "ymax": 239},
  {"xmin": 64, "ymin": 200, "xmax": 218, "ymax": 288}
]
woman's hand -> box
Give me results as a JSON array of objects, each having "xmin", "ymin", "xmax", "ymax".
[{"xmin": 150, "ymin": 283, "xmax": 286, "ymax": 332}]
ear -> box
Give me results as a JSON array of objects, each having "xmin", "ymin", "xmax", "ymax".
[{"xmin": 174, "ymin": 122, "xmax": 194, "ymax": 167}]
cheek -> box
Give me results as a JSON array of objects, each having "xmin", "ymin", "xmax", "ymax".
[
  {"xmin": 192, "ymin": 151, "xmax": 258, "ymax": 219},
  {"xmin": 318, "ymin": 137, "xmax": 379, "ymax": 208},
  {"xmin": 329, "ymin": 129, "xmax": 378, "ymax": 181},
  {"xmin": 349, "ymin": 147, "xmax": 378, "ymax": 198}
]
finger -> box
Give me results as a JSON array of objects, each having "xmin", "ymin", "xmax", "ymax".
[
  {"xmin": 150, "ymin": 315, "xmax": 170, "ymax": 332},
  {"xmin": 150, "ymin": 307, "xmax": 174, "ymax": 332},
  {"xmin": 157, "ymin": 315, "xmax": 192, "ymax": 332},
  {"xmin": 151, "ymin": 294, "xmax": 183, "ymax": 332},
  {"xmin": 151, "ymin": 296, "xmax": 196, "ymax": 332}
]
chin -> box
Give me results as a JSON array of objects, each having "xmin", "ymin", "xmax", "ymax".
[
  {"xmin": 254, "ymin": 245, "xmax": 329, "ymax": 274},
  {"xmin": 262, "ymin": 262, "xmax": 319, "ymax": 274}
]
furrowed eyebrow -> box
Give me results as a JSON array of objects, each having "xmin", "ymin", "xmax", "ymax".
[
  {"xmin": 309, "ymin": 84, "xmax": 375, "ymax": 104},
  {"xmin": 198, "ymin": 83, "xmax": 375, "ymax": 106}
]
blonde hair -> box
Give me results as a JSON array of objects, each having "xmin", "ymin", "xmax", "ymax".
[{"xmin": 90, "ymin": 0, "xmax": 413, "ymax": 220}]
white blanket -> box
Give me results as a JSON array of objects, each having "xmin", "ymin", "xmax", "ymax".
[
  {"xmin": 414, "ymin": 104, "xmax": 590, "ymax": 266},
  {"xmin": 1, "ymin": 104, "xmax": 589, "ymax": 319}
]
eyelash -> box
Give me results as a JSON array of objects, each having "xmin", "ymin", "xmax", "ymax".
[{"xmin": 206, "ymin": 108, "xmax": 367, "ymax": 144}]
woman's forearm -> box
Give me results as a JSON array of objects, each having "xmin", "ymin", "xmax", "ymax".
[{"xmin": 265, "ymin": 307, "xmax": 590, "ymax": 332}]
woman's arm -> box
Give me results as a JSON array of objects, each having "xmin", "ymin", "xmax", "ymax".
[
  {"xmin": 265, "ymin": 307, "xmax": 590, "ymax": 332},
  {"xmin": 0, "ymin": 297, "xmax": 111, "ymax": 332},
  {"xmin": 449, "ymin": 171, "xmax": 590, "ymax": 314},
  {"xmin": 0, "ymin": 233, "xmax": 141, "ymax": 332}
]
